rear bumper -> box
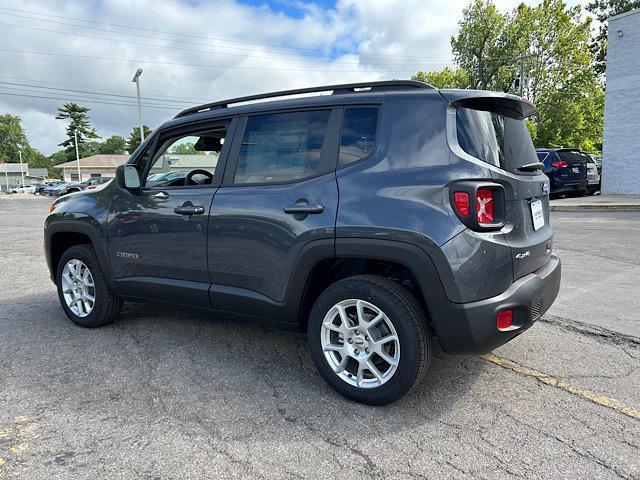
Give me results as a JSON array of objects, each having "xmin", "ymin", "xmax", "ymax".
[
  {"xmin": 551, "ymin": 180, "xmax": 587, "ymax": 194},
  {"xmin": 433, "ymin": 254, "xmax": 561, "ymax": 354}
]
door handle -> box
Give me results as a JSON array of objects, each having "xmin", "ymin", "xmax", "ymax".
[
  {"xmin": 283, "ymin": 204, "xmax": 324, "ymax": 214},
  {"xmin": 174, "ymin": 204, "xmax": 205, "ymax": 216}
]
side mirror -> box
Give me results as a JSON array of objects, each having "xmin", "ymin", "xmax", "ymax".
[{"xmin": 115, "ymin": 164, "xmax": 141, "ymax": 190}]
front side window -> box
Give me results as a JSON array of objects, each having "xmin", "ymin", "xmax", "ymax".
[
  {"xmin": 456, "ymin": 107, "xmax": 538, "ymax": 174},
  {"xmin": 339, "ymin": 107, "xmax": 379, "ymax": 166},
  {"xmin": 234, "ymin": 110, "xmax": 331, "ymax": 184},
  {"xmin": 143, "ymin": 125, "xmax": 228, "ymax": 187}
]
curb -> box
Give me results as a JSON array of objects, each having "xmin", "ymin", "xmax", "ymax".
[{"xmin": 550, "ymin": 205, "xmax": 640, "ymax": 211}]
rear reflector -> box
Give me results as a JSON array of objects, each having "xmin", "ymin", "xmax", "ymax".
[
  {"xmin": 551, "ymin": 161, "xmax": 568, "ymax": 168},
  {"xmin": 497, "ymin": 310, "xmax": 513, "ymax": 330},
  {"xmin": 453, "ymin": 192, "xmax": 470, "ymax": 216},
  {"xmin": 476, "ymin": 188, "xmax": 494, "ymax": 224}
]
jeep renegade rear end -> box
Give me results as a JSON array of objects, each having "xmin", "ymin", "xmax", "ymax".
[{"xmin": 45, "ymin": 81, "xmax": 560, "ymax": 405}]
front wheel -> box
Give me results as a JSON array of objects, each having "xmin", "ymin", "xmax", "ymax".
[
  {"xmin": 56, "ymin": 244, "xmax": 122, "ymax": 327},
  {"xmin": 307, "ymin": 275, "xmax": 431, "ymax": 405}
]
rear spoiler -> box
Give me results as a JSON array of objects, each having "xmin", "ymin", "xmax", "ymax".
[{"xmin": 438, "ymin": 89, "xmax": 536, "ymax": 119}]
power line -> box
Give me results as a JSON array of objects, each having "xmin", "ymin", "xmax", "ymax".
[
  {"xmin": 0, "ymin": 6, "xmax": 454, "ymax": 63},
  {"xmin": 0, "ymin": 20, "xmax": 453, "ymax": 68},
  {"xmin": 0, "ymin": 81, "xmax": 194, "ymax": 105},
  {"xmin": 0, "ymin": 74, "xmax": 214, "ymax": 103},
  {"xmin": 0, "ymin": 48, "xmax": 436, "ymax": 73},
  {"xmin": 0, "ymin": 91, "xmax": 179, "ymax": 109}
]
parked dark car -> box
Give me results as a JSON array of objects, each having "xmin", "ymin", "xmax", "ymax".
[
  {"xmin": 36, "ymin": 181, "xmax": 62, "ymax": 195},
  {"xmin": 45, "ymin": 81, "xmax": 561, "ymax": 405},
  {"xmin": 536, "ymin": 148, "xmax": 588, "ymax": 197}
]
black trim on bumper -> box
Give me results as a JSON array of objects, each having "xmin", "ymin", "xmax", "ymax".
[{"xmin": 433, "ymin": 254, "xmax": 561, "ymax": 354}]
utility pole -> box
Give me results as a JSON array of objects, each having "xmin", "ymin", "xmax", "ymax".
[
  {"xmin": 18, "ymin": 145, "xmax": 25, "ymax": 186},
  {"xmin": 74, "ymin": 129, "xmax": 82, "ymax": 182},
  {"xmin": 132, "ymin": 68, "xmax": 144, "ymax": 144}
]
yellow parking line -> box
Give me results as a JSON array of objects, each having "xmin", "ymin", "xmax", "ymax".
[{"xmin": 481, "ymin": 353, "xmax": 640, "ymax": 421}]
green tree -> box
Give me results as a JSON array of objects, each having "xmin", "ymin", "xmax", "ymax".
[
  {"xmin": 0, "ymin": 113, "xmax": 29, "ymax": 163},
  {"xmin": 55, "ymin": 103, "xmax": 100, "ymax": 161},
  {"xmin": 586, "ymin": 1, "xmax": 640, "ymax": 75},
  {"xmin": 126, "ymin": 125, "xmax": 152, "ymax": 153},
  {"xmin": 518, "ymin": 0, "xmax": 604, "ymax": 151},
  {"xmin": 168, "ymin": 141, "xmax": 204, "ymax": 155},
  {"xmin": 411, "ymin": 67, "xmax": 470, "ymax": 89},
  {"xmin": 98, "ymin": 135, "xmax": 127, "ymax": 154},
  {"xmin": 451, "ymin": 0, "xmax": 527, "ymax": 91}
]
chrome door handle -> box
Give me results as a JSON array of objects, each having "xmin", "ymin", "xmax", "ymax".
[{"xmin": 283, "ymin": 204, "xmax": 324, "ymax": 214}]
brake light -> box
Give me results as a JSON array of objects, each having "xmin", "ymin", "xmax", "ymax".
[
  {"xmin": 551, "ymin": 161, "xmax": 568, "ymax": 168},
  {"xmin": 453, "ymin": 192, "xmax": 470, "ymax": 216},
  {"xmin": 476, "ymin": 188, "xmax": 494, "ymax": 224},
  {"xmin": 49, "ymin": 203, "xmax": 56, "ymax": 213},
  {"xmin": 497, "ymin": 309, "xmax": 513, "ymax": 330}
]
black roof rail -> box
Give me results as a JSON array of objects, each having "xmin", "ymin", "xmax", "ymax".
[{"xmin": 174, "ymin": 80, "xmax": 433, "ymax": 118}]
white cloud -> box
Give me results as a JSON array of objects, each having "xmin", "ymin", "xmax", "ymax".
[{"xmin": 0, "ymin": 0, "xmax": 589, "ymax": 154}]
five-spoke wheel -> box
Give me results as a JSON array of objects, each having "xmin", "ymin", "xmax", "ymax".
[{"xmin": 308, "ymin": 275, "xmax": 431, "ymax": 405}]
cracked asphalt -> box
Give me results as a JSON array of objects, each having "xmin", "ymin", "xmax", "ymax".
[{"xmin": 1, "ymin": 196, "xmax": 639, "ymax": 480}]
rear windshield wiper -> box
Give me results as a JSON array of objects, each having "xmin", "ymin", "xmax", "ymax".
[{"xmin": 518, "ymin": 162, "xmax": 544, "ymax": 172}]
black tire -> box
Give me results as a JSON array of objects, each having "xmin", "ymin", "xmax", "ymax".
[
  {"xmin": 307, "ymin": 275, "xmax": 431, "ymax": 405},
  {"xmin": 56, "ymin": 244, "xmax": 122, "ymax": 328}
]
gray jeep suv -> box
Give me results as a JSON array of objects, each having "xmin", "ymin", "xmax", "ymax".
[{"xmin": 45, "ymin": 81, "xmax": 561, "ymax": 405}]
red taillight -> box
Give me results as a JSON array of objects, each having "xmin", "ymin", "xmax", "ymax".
[
  {"xmin": 497, "ymin": 309, "xmax": 513, "ymax": 330},
  {"xmin": 476, "ymin": 188, "xmax": 494, "ymax": 224},
  {"xmin": 49, "ymin": 203, "xmax": 56, "ymax": 214},
  {"xmin": 453, "ymin": 192, "xmax": 470, "ymax": 216},
  {"xmin": 551, "ymin": 161, "xmax": 568, "ymax": 168}
]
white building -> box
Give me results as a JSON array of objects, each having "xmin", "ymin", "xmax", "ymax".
[
  {"xmin": 0, "ymin": 163, "xmax": 48, "ymax": 191},
  {"xmin": 53, "ymin": 154, "xmax": 128, "ymax": 182},
  {"xmin": 602, "ymin": 8, "xmax": 640, "ymax": 194}
]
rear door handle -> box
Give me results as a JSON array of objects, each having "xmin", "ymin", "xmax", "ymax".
[
  {"xmin": 283, "ymin": 204, "xmax": 324, "ymax": 214},
  {"xmin": 174, "ymin": 204, "xmax": 205, "ymax": 216}
]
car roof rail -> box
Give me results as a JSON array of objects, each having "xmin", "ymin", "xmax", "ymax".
[{"xmin": 174, "ymin": 80, "xmax": 433, "ymax": 118}]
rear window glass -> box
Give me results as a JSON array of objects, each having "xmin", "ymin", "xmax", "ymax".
[
  {"xmin": 339, "ymin": 107, "xmax": 379, "ymax": 166},
  {"xmin": 456, "ymin": 107, "xmax": 538, "ymax": 173},
  {"xmin": 557, "ymin": 151, "xmax": 585, "ymax": 164}
]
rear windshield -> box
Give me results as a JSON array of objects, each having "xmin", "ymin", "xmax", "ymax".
[
  {"xmin": 557, "ymin": 151, "xmax": 585, "ymax": 164},
  {"xmin": 456, "ymin": 107, "xmax": 538, "ymax": 173}
]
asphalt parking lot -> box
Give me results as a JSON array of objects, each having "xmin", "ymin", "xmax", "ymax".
[{"xmin": 1, "ymin": 195, "xmax": 639, "ymax": 480}]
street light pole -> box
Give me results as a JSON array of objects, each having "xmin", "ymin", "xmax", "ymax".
[
  {"xmin": 18, "ymin": 146, "xmax": 25, "ymax": 187},
  {"xmin": 132, "ymin": 68, "xmax": 144, "ymax": 144},
  {"xmin": 74, "ymin": 129, "xmax": 82, "ymax": 182}
]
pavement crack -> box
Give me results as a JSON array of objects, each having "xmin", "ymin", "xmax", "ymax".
[{"xmin": 541, "ymin": 315, "xmax": 640, "ymax": 351}]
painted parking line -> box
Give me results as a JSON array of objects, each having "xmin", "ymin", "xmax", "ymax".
[{"xmin": 481, "ymin": 353, "xmax": 640, "ymax": 421}]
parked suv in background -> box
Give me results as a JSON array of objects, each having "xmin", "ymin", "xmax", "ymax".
[
  {"xmin": 45, "ymin": 81, "xmax": 561, "ymax": 405},
  {"xmin": 581, "ymin": 152, "xmax": 601, "ymax": 195},
  {"xmin": 536, "ymin": 148, "xmax": 588, "ymax": 198}
]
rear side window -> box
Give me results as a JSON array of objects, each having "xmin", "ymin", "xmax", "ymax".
[
  {"xmin": 557, "ymin": 150, "xmax": 585, "ymax": 164},
  {"xmin": 339, "ymin": 107, "xmax": 379, "ymax": 167},
  {"xmin": 234, "ymin": 110, "xmax": 331, "ymax": 184},
  {"xmin": 456, "ymin": 107, "xmax": 538, "ymax": 173}
]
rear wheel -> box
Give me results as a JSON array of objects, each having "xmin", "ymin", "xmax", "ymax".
[
  {"xmin": 56, "ymin": 245, "xmax": 122, "ymax": 327},
  {"xmin": 307, "ymin": 275, "xmax": 431, "ymax": 405}
]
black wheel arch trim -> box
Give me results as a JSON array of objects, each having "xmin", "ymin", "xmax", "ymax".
[{"xmin": 45, "ymin": 217, "xmax": 117, "ymax": 291}]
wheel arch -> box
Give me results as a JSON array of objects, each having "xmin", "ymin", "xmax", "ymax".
[
  {"xmin": 297, "ymin": 238, "xmax": 450, "ymax": 339},
  {"xmin": 46, "ymin": 218, "xmax": 114, "ymax": 289}
]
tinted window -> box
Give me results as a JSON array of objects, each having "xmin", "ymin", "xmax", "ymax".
[
  {"xmin": 557, "ymin": 150, "xmax": 584, "ymax": 164},
  {"xmin": 234, "ymin": 110, "xmax": 331, "ymax": 184},
  {"xmin": 339, "ymin": 107, "xmax": 379, "ymax": 166},
  {"xmin": 456, "ymin": 107, "xmax": 538, "ymax": 173}
]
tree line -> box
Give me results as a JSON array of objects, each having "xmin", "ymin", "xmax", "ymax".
[
  {"xmin": 0, "ymin": 103, "xmax": 152, "ymax": 178},
  {"xmin": 412, "ymin": 0, "xmax": 638, "ymax": 153}
]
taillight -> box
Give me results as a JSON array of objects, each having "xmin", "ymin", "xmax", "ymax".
[
  {"xmin": 496, "ymin": 309, "xmax": 513, "ymax": 330},
  {"xmin": 49, "ymin": 203, "xmax": 56, "ymax": 213},
  {"xmin": 453, "ymin": 192, "xmax": 470, "ymax": 216},
  {"xmin": 476, "ymin": 188, "xmax": 494, "ymax": 224},
  {"xmin": 451, "ymin": 182, "xmax": 504, "ymax": 230},
  {"xmin": 551, "ymin": 161, "xmax": 568, "ymax": 168}
]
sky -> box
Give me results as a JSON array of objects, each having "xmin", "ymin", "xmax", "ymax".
[{"xmin": 0, "ymin": 0, "xmax": 587, "ymax": 155}]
